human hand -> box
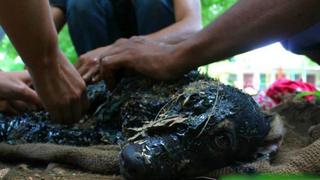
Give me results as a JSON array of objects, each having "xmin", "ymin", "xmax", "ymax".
[
  {"xmin": 29, "ymin": 52, "xmax": 89, "ymax": 124},
  {"xmin": 98, "ymin": 37, "xmax": 185, "ymax": 88},
  {"xmin": 75, "ymin": 47, "xmax": 106, "ymax": 84},
  {"xmin": 7, "ymin": 71, "xmax": 33, "ymax": 86},
  {"xmin": 0, "ymin": 71, "xmax": 40, "ymax": 105},
  {"xmin": 6, "ymin": 71, "xmax": 41, "ymax": 113},
  {"xmin": 0, "ymin": 71, "xmax": 40, "ymax": 114}
]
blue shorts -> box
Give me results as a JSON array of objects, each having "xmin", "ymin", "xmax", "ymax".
[
  {"xmin": 50, "ymin": 0, "xmax": 175, "ymax": 55},
  {"xmin": 282, "ymin": 23, "xmax": 320, "ymax": 54}
]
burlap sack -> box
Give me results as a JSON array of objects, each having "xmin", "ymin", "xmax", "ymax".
[{"xmin": 0, "ymin": 143, "xmax": 120, "ymax": 175}]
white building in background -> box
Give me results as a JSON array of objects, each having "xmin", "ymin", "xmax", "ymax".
[{"xmin": 200, "ymin": 43, "xmax": 320, "ymax": 92}]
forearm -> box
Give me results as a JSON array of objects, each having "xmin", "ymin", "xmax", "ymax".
[
  {"xmin": 144, "ymin": 18, "xmax": 202, "ymax": 44},
  {"xmin": 51, "ymin": 6, "xmax": 66, "ymax": 32},
  {"xmin": 144, "ymin": 0, "xmax": 201, "ymax": 44},
  {"xmin": 0, "ymin": 0, "xmax": 60, "ymax": 74},
  {"xmin": 174, "ymin": 0, "xmax": 320, "ymax": 71}
]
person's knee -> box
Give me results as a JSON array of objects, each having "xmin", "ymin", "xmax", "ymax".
[{"xmin": 134, "ymin": 0, "xmax": 174, "ymax": 34}]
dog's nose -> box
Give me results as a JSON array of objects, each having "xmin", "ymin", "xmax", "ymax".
[
  {"xmin": 120, "ymin": 143, "xmax": 147, "ymax": 179},
  {"xmin": 119, "ymin": 136, "xmax": 179, "ymax": 180}
]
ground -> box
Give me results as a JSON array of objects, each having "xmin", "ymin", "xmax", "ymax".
[{"xmin": 0, "ymin": 161, "xmax": 122, "ymax": 180}]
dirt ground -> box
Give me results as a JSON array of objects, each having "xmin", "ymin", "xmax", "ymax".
[
  {"xmin": 0, "ymin": 102, "xmax": 320, "ymax": 179},
  {"xmin": 1, "ymin": 164, "xmax": 122, "ymax": 180},
  {"xmin": 0, "ymin": 161, "xmax": 122, "ymax": 180}
]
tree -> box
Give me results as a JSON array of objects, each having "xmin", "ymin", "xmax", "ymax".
[{"xmin": 201, "ymin": 0, "xmax": 237, "ymax": 26}]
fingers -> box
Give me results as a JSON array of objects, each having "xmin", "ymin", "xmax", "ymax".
[
  {"xmin": 75, "ymin": 42, "xmax": 132, "ymax": 84},
  {"xmin": 74, "ymin": 58, "xmax": 82, "ymax": 69},
  {"xmin": 9, "ymin": 100, "xmax": 37, "ymax": 113},
  {"xmin": 76, "ymin": 55, "xmax": 101, "ymax": 82},
  {"xmin": 100, "ymin": 55, "xmax": 128, "ymax": 89},
  {"xmin": 92, "ymin": 73, "xmax": 102, "ymax": 84},
  {"xmin": 76, "ymin": 57, "xmax": 98, "ymax": 75},
  {"xmin": 60, "ymin": 93, "xmax": 88, "ymax": 125},
  {"xmin": 15, "ymin": 85, "xmax": 42, "ymax": 107},
  {"xmin": 52, "ymin": 65, "xmax": 88, "ymax": 124},
  {"xmin": 8, "ymin": 71, "xmax": 33, "ymax": 85},
  {"xmin": 0, "ymin": 100, "xmax": 37, "ymax": 115},
  {"xmin": 82, "ymin": 64, "xmax": 100, "ymax": 83},
  {"xmin": 0, "ymin": 101, "xmax": 18, "ymax": 115},
  {"xmin": 76, "ymin": 58, "xmax": 89, "ymax": 77},
  {"xmin": 66, "ymin": 87, "xmax": 88, "ymax": 125},
  {"xmin": 17, "ymin": 71, "xmax": 31, "ymax": 82}
]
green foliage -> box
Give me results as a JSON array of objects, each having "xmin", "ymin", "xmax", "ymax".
[
  {"xmin": 58, "ymin": 26, "xmax": 77, "ymax": 64},
  {"xmin": 201, "ymin": 0, "xmax": 237, "ymax": 26},
  {"xmin": 294, "ymin": 91, "xmax": 320, "ymax": 103},
  {"xmin": 0, "ymin": 36, "xmax": 24, "ymax": 71},
  {"xmin": 199, "ymin": 0, "xmax": 237, "ymax": 75},
  {"xmin": 0, "ymin": 25, "xmax": 77, "ymax": 71},
  {"xmin": 223, "ymin": 174, "xmax": 320, "ymax": 180}
]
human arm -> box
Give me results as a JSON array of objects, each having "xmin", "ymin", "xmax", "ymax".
[
  {"xmin": 99, "ymin": 0, "xmax": 320, "ymax": 81},
  {"xmin": 0, "ymin": 71, "xmax": 38, "ymax": 104},
  {"xmin": 75, "ymin": 0, "xmax": 201, "ymax": 83},
  {"xmin": 51, "ymin": 6, "xmax": 66, "ymax": 32},
  {"xmin": 143, "ymin": 0, "xmax": 201, "ymax": 44},
  {"xmin": 0, "ymin": 0, "xmax": 88, "ymax": 124}
]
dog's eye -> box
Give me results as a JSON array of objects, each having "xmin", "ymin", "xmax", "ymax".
[
  {"xmin": 214, "ymin": 134, "xmax": 231, "ymax": 150},
  {"xmin": 182, "ymin": 94, "xmax": 199, "ymax": 108}
]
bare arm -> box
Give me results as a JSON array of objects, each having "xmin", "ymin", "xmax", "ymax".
[
  {"xmin": 51, "ymin": 6, "xmax": 66, "ymax": 32},
  {"xmin": 0, "ymin": 0, "xmax": 88, "ymax": 123},
  {"xmin": 0, "ymin": 0, "xmax": 59, "ymax": 69},
  {"xmin": 144, "ymin": 0, "xmax": 202, "ymax": 44},
  {"xmin": 174, "ymin": 0, "xmax": 320, "ymax": 72},
  {"xmin": 98, "ymin": 0, "xmax": 320, "ymax": 82}
]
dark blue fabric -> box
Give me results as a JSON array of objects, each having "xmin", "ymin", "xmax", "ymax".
[
  {"xmin": 133, "ymin": 0, "xmax": 174, "ymax": 35},
  {"xmin": 282, "ymin": 22, "xmax": 320, "ymax": 54},
  {"xmin": 50, "ymin": 0, "xmax": 174, "ymax": 55}
]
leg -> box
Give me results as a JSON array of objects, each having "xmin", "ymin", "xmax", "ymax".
[
  {"xmin": 133, "ymin": 0, "xmax": 175, "ymax": 35},
  {"xmin": 282, "ymin": 22, "xmax": 320, "ymax": 54},
  {"xmin": 66, "ymin": 0, "xmax": 121, "ymax": 55}
]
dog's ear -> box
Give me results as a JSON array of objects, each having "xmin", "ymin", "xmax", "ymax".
[{"xmin": 255, "ymin": 114, "xmax": 286, "ymax": 160}]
